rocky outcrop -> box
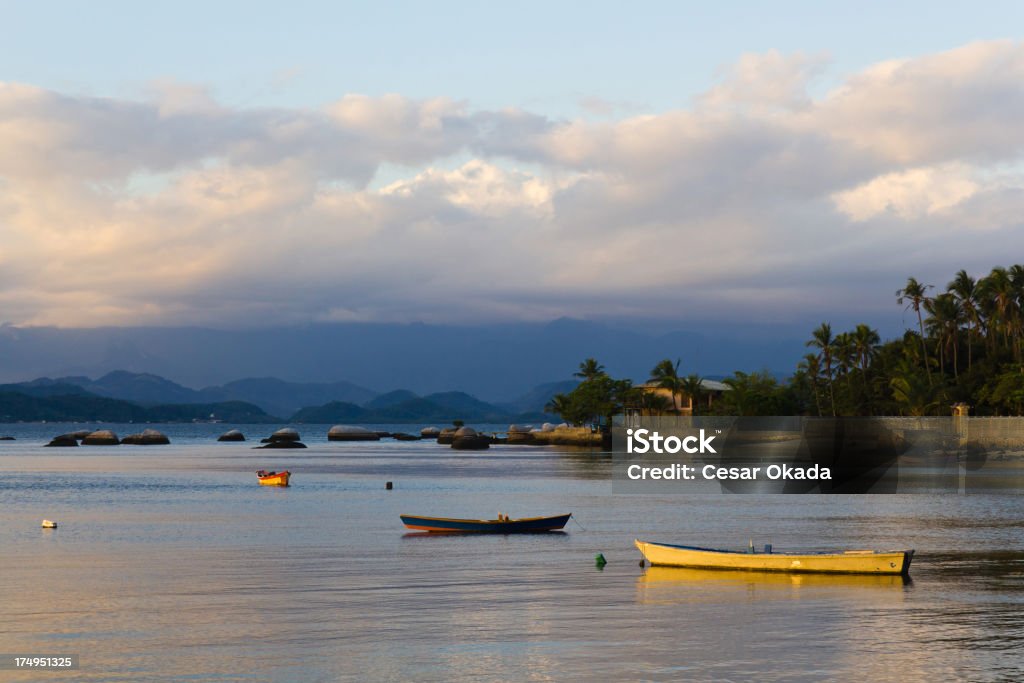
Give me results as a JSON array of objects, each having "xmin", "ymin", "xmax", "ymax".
[
  {"xmin": 269, "ymin": 427, "xmax": 301, "ymax": 442},
  {"xmin": 437, "ymin": 427, "xmax": 458, "ymax": 445},
  {"xmin": 420, "ymin": 426, "xmax": 441, "ymax": 439},
  {"xmin": 327, "ymin": 425, "xmax": 381, "ymax": 441},
  {"xmin": 507, "ymin": 424, "xmax": 535, "ymax": 444},
  {"xmin": 451, "ymin": 427, "xmax": 490, "ymax": 450},
  {"xmin": 217, "ymin": 429, "xmax": 246, "ymax": 442},
  {"xmin": 45, "ymin": 434, "xmax": 79, "ymax": 447},
  {"xmin": 392, "ymin": 432, "xmax": 421, "ymax": 441},
  {"xmin": 120, "ymin": 429, "xmax": 170, "ymax": 445},
  {"xmin": 82, "ymin": 430, "xmax": 119, "ymax": 445},
  {"xmin": 0, "ymin": 435, "xmax": 14, "ymax": 440}
]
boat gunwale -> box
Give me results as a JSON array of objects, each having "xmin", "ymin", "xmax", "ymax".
[
  {"xmin": 638, "ymin": 540, "xmax": 911, "ymax": 559},
  {"xmin": 400, "ymin": 513, "xmax": 571, "ymax": 525}
]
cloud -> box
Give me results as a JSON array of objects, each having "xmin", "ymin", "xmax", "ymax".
[{"xmin": 2, "ymin": 40, "xmax": 1024, "ymax": 329}]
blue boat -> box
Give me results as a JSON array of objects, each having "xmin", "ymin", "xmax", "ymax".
[{"xmin": 400, "ymin": 513, "xmax": 571, "ymax": 533}]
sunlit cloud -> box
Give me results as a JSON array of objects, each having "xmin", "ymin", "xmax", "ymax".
[{"xmin": 2, "ymin": 40, "xmax": 1024, "ymax": 328}]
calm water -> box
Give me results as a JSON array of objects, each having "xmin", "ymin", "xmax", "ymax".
[{"xmin": 1, "ymin": 424, "xmax": 1022, "ymax": 682}]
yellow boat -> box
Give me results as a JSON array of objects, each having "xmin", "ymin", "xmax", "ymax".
[
  {"xmin": 256, "ymin": 469, "xmax": 291, "ymax": 486},
  {"xmin": 634, "ymin": 539, "xmax": 913, "ymax": 575}
]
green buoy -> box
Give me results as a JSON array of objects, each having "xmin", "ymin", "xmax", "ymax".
[{"xmin": 595, "ymin": 553, "xmax": 607, "ymax": 568}]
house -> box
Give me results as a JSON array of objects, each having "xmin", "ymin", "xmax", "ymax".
[{"xmin": 627, "ymin": 378, "xmax": 730, "ymax": 417}]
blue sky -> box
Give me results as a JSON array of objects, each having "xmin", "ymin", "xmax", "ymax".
[
  {"xmin": 1, "ymin": 2, "xmax": 1024, "ymax": 335},
  {"xmin": 5, "ymin": 1, "xmax": 1018, "ymax": 114}
]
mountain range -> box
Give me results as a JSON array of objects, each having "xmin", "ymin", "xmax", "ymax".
[
  {"xmin": 0, "ymin": 371, "xmax": 573, "ymax": 423},
  {"xmin": 0, "ymin": 319, "xmax": 803, "ymax": 401}
]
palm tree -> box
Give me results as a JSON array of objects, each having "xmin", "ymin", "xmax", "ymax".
[
  {"xmin": 574, "ymin": 358, "xmax": 605, "ymax": 382},
  {"xmin": 637, "ymin": 391, "xmax": 673, "ymax": 415},
  {"xmin": 797, "ymin": 353, "xmax": 823, "ymax": 416},
  {"xmin": 680, "ymin": 374, "xmax": 705, "ymax": 415},
  {"xmin": 834, "ymin": 331, "xmax": 856, "ymax": 396},
  {"xmin": 806, "ymin": 323, "xmax": 836, "ymax": 416},
  {"xmin": 924, "ymin": 293, "xmax": 963, "ymax": 377},
  {"xmin": 852, "ymin": 324, "xmax": 880, "ymax": 412},
  {"xmin": 948, "ymin": 270, "xmax": 979, "ymax": 370},
  {"xmin": 649, "ymin": 358, "xmax": 683, "ymax": 414},
  {"xmin": 545, "ymin": 393, "xmax": 571, "ymax": 417},
  {"xmin": 897, "ymin": 277, "xmax": 933, "ymax": 384},
  {"xmin": 979, "ymin": 267, "xmax": 1015, "ymax": 353}
]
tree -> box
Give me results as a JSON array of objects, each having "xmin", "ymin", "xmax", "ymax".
[
  {"xmin": 649, "ymin": 359, "xmax": 683, "ymax": 414},
  {"xmin": 897, "ymin": 277, "xmax": 933, "ymax": 384},
  {"xmin": 948, "ymin": 270, "xmax": 979, "ymax": 370},
  {"xmin": 574, "ymin": 358, "xmax": 606, "ymax": 382},
  {"xmin": 806, "ymin": 323, "xmax": 836, "ymax": 416},
  {"xmin": 680, "ymin": 374, "xmax": 705, "ymax": 415},
  {"xmin": 797, "ymin": 353, "xmax": 823, "ymax": 416}
]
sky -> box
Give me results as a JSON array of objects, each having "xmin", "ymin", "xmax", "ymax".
[{"xmin": 2, "ymin": 1, "xmax": 1024, "ymax": 338}]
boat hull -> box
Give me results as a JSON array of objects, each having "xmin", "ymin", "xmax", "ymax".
[
  {"xmin": 635, "ymin": 540, "xmax": 913, "ymax": 575},
  {"xmin": 401, "ymin": 514, "xmax": 571, "ymax": 533},
  {"xmin": 257, "ymin": 471, "xmax": 291, "ymax": 487}
]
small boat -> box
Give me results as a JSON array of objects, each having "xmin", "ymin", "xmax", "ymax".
[
  {"xmin": 400, "ymin": 513, "xmax": 571, "ymax": 533},
  {"xmin": 256, "ymin": 469, "xmax": 291, "ymax": 487},
  {"xmin": 635, "ymin": 540, "xmax": 913, "ymax": 575}
]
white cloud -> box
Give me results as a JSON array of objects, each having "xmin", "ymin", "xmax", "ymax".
[{"xmin": 2, "ymin": 40, "xmax": 1024, "ymax": 328}]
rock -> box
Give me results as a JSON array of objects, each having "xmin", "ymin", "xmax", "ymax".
[
  {"xmin": 0, "ymin": 435, "xmax": 15, "ymax": 440},
  {"xmin": 82, "ymin": 430, "xmax": 119, "ymax": 445},
  {"xmin": 120, "ymin": 429, "xmax": 170, "ymax": 445},
  {"xmin": 420, "ymin": 426, "xmax": 441, "ymax": 439},
  {"xmin": 269, "ymin": 427, "xmax": 301, "ymax": 442},
  {"xmin": 507, "ymin": 430, "xmax": 535, "ymax": 445},
  {"xmin": 69, "ymin": 430, "xmax": 92, "ymax": 440},
  {"xmin": 451, "ymin": 427, "xmax": 490, "ymax": 450},
  {"xmin": 259, "ymin": 440, "xmax": 307, "ymax": 449},
  {"xmin": 392, "ymin": 432, "xmax": 421, "ymax": 441},
  {"xmin": 45, "ymin": 434, "xmax": 79, "ymax": 447},
  {"xmin": 375, "ymin": 431, "xmax": 392, "ymax": 438},
  {"xmin": 437, "ymin": 427, "xmax": 458, "ymax": 445},
  {"xmin": 327, "ymin": 425, "xmax": 381, "ymax": 441},
  {"xmin": 217, "ymin": 429, "xmax": 246, "ymax": 442}
]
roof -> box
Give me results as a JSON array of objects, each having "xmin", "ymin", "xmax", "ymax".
[{"xmin": 638, "ymin": 379, "xmax": 730, "ymax": 392}]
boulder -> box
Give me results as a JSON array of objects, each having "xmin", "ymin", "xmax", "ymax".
[
  {"xmin": 507, "ymin": 430, "xmax": 535, "ymax": 445},
  {"xmin": 82, "ymin": 430, "xmax": 119, "ymax": 445},
  {"xmin": 217, "ymin": 429, "xmax": 246, "ymax": 442},
  {"xmin": 327, "ymin": 425, "xmax": 381, "ymax": 441},
  {"xmin": 0, "ymin": 435, "xmax": 15, "ymax": 440},
  {"xmin": 420, "ymin": 426, "xmax": 441, "ymax": 439},
  {"xmin": 392, "ymin": 432, "xmax": 421, "ymax": 441},
  {"xmin": 45, "ymin": 434, "xmax": 79, "ymax": 447},
  {"xmin": 69, "ymin": 430, "xmax": 93, "ymax": 440},
  {"xmin": 121, "ymin": 429, "xmax": 170, "ymax": 445},
  {"xmin": 437, "ymin": 427, "xmax": 458, "ymax": 445},
  {"xmin": 271, "ymin": 427, "xmax": 301, "ymax": 441},
  {"xmin": 451, "ymin": 427, "xmax": 490, "ymax": 450}
]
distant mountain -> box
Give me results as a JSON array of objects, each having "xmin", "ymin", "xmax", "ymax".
[
  {"xmin": 290, "ymin": 401, "xmax": 369, "ymax": 423},
  {"xmin": 0, "ymin": 389, "xmax": 277, "ymax": 423},
  {"xmin": 291, "ymin": 392, "xmax": 516, "ymax": 423},
  {"xmin": 71, "ymin": 370, "xmax": 206, "ymax": 404},
  {"xmin": 0, "ymin": 380, "xmax": 95, "ymax": 398},
  {"xmin": 0, "ymin": 320, "xmax": 805, "ymax": 400},
  {"xmin": 204, "ymin": 377, "xmax": 377, "ymax": 416},
  {"xmin": 499, "ymin": 380, "xmax": 581, "ymax": 414},
  {"xmin": 2, "ymin": 371, "xmax": 377, "ymax": 417},
  {"xmin": 363, "ymin": 390, "xmax": 419, "ymax": 409}
]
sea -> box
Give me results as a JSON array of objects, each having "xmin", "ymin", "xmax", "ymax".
[{"xmin": 0, "ymin": 423, "xmax": 1022, "ymax": 682}]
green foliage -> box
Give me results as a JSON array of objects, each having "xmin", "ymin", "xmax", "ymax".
[
  {"xmin": 546, "ymin": 364, "xmax": 633, "ymax": 427},
  {"xmin": 801, "ymin": 263, "xmax": 1024, "ymax": 416}
]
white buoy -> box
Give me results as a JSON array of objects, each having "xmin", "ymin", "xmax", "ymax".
[{"xmin": 41, "ymin": 519, "xmax": 57, "ymax": 529}]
